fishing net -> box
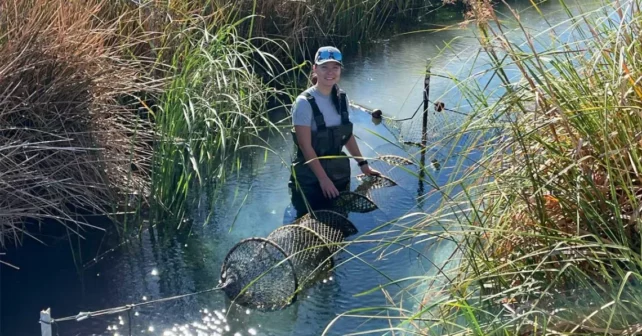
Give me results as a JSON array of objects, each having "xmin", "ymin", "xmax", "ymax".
[
  {"xmin": 220, "ymin": 238, "xmax": 297, "ymax": 310},
  {"xmin": 220, "ymin": 191, "xmax": 382, "ymax": 311},
  {"xmin": 331, "ymin": 191, "xmax": 379, "ymax": 214},
  {"xmin": 382, "ymin": 103, "xmax": 470, "ymax": 146},
  {"xmin": 359, "ymin": 101, "xmax": 506, "ymax": 164},
  {"xmin": 294, "ymin": 209, "xmax": 358, "ymax": 238},
  {"xmin": 377, "ymin": 154, "xmax": 417, "ymax": 167},
  {"xmin": 267, "ymin": 225, "xmax": 334, "ymax": 285}
]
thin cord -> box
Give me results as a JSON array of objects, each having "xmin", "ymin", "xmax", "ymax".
[
  {"xmin": 381, "ymin": 100, "xmax": 424, "ymax": 122},
  {"xmin": 48, "ymin": 284, "xmax": 225, "ymax": 324}
]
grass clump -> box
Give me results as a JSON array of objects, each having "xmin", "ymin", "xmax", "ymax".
[
  {"xmin": 0, "ymin": 0, "xmax": 290, "ymax": 243},
  {"xmin": 150, "ymin": 17, "xmax": 286, "ymax": 223},
  {"xmin": 0, "ymin": 0, "xmax": 157, "ymax": 247}
]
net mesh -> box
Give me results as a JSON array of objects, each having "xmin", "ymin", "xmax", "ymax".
[
  {"xmin": 382, "ymin": 108, "xmax": 470, "ymax": 146},
  {"xmin": 220, "ymin": 238, "xmax": 297, "ymax": 311},
  {"xmin": 377, "ymin": 155, "xmax": 416, "ymax": 167},
  {"xmin": 359, "ymin": 100, "xmax": 506, "ymax": 159},
  {"xmin": 220, "ymin": 191, "xmax": 383, "ymax": 311},
  {"xmin": 295, "ymin": 209, "xmax": 357, "ymax": 238},
  {"xmin": 295, "ymin": 218, "xmax": 345, "ymax": 254},
  {"xmin": 266, "ymin": 225, "xmax": 334, "ymax": 288},
  {"xmin": 354, "ymin": 174, "xmax": 398, "ymax": 201},
  {"xmin": 331, "ymin": 191, "xmax": 379, "ymax": 214}
]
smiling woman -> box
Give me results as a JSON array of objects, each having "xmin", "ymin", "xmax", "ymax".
[{"xmin": 288, "ymin": 46, "xmax": 381, "ymax": 219}]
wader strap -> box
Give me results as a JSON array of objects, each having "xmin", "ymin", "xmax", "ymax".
[
  {"xmin": 302, "ymin": 92, "xmax": 326, "ymax": 131},
  {"xmin": 338, "ymin": 91, "xmax": 350, "ymax": 124}
]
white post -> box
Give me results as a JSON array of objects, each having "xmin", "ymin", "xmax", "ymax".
[{"xmin": 40, "ymin": 308, "xmax": 52, "ymax": 336}]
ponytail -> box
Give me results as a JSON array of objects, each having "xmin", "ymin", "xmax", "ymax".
[{"xmin": 331, "ymin": 84, "xmax": 340, "ymax": 112}]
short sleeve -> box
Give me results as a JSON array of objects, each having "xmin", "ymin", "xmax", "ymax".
[{"xmin": 292, "ymin": 95, "xmax": 313, "ymax": 127}]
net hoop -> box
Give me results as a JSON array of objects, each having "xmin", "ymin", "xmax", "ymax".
[
  {"xmin": 333, "ymin": 191, "xmax": 379, "ymax": 213},
  {"xmin": 220, "ymin": 237, "xmax": 299, "ymax": 310}
]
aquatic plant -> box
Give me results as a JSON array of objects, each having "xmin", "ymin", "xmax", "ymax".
[{"xmin": 149, "ymin": 16, "xmax": 288, "ymax": 224}]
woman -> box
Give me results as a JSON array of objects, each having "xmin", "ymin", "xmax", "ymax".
[{"xmin": 289, "ymin": 46, "xmax": 380, "ymax": 217}]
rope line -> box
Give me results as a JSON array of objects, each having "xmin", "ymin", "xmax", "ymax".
[
  {"xmin": 379, "ymin": 99, "xmax": 470, "ymax": 122},
  {"xmin": 427, "ymin": 99, "xmax": 470, "ymax": 117},
  {"xmin": 45, "ymin": 284, "xmax": 225, "ymax": 324},
  {"xmin": 380, "ymin": 100, "xmax": 424, "ymax": 121}
]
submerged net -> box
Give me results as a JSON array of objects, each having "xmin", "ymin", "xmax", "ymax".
[
  {"xmin": 295, "ymin": 209, "xmax": 358, "ymax": 238},
  {"xmin": 267, "ymin": 224, "xmax": 334, "ymax": 287},
  {"xmin": 220, "ymin": 238, "xmax": 297, "ymax": 310},
  {"xmin": 357, "ymin": 100, "xmax": 507, "ymax": 155},
  {"xmin": 220, "ymin": 191, "xmax": 382, "ymax": 311},
  {"xmin": 331, "ymin": 191, "xmax": 379, "ymax": 214},
  {"xmin": 377, "ymin": 155, "xmax": 416, "ymax": 167}
]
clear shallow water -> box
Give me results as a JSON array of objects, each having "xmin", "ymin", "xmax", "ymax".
[{"xmin": 1, "ymin": 1, "xmax": 606, "ymax": 335}]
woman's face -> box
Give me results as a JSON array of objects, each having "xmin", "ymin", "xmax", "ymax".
[{"xmin": 314, "ymin": 62, "xmax": 342, "ymax": 88}]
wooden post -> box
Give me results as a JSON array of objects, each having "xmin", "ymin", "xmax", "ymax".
[
  {"xmin": 40, "ymin": 308, "xmax": 52, "ymax": 336},
  {"xmin": 418, "ymin": 59, "xmax": 431, "ymax": 197},
  {"xmin": 422, "ymin": 59, "xmax": 431, "ymax": 148}
]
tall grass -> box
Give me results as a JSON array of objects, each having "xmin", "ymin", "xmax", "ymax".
[
  {"xmin": 149, "ymin": 16, "xmax": 286, "ymax": 224},
  {"xmin": 0, "ymin": 0, "xmax": 158, "ymax": 247},
  {"xmin": 381, "ymin": 0, "xmax": 642, "ymax": 334},
  {"xmin": 230, "ymin": 0, "xmax": 433, "ymax": 57}
]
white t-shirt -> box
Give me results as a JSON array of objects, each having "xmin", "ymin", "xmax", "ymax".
[{"xmin": 291, "ymin": 87, "xmax": 350, "ymax": 131}]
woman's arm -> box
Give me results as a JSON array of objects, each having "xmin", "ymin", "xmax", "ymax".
[
  {"xmin": 345, "ymin": 135, "xmax": 365, "ymax": 164},
  {"xmin": 294, "ymin": 125, "xmax": 340, "ymax": 198}
]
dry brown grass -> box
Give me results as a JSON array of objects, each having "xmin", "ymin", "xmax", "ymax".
[{"xmin": 0, "ymin": 0, "xmax": 161, "ymax": 247}]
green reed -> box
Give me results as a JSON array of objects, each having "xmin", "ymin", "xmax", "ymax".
[{"xmin": 149, "ymin": 16, "xmax": 288, "ymax": 225}]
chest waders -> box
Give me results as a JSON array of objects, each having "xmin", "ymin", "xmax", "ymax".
[{"xmin": 289, "ymin": 90, "xmax": 353, "ymax": 215}]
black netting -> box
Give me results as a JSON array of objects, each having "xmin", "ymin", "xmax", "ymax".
[
  {"xmin": 354, "ymin": 174, "xmax": 399, "ymax": 201},
  {"xmin": 296, "ymin": 209, "xmax": 358, "ymax": 237},
  {"xmin": 220, "ymin": 238, "xmax": 297, "ymax": 311},
  {"xmin": 295, "ymin": 218, "xmax": 345, "ymax": 254},
  {"xmin": 380, "ymin": 106, "xmax": 471, "ymax": 146},
  {"xmin": 355, "ymin": 174, "xmax": 397, "ymax": 190},
  {"xmin": 377, "ymin": 154, "xmax": 416, "ymax": 166},
  {"xmin": 332, "ymin": 191, "xmax": 378, "ymax": 214},
  {"xmin": 267, "ymin": 225, "xmax": 334, "ymax": 288}
]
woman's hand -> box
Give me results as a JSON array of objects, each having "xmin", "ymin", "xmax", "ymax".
[
  {"xmin": 360, "ymin": 164, "xmax": 381, "ymax": 177},
  {"xmin": 319, "ymin": 176, "xmax": 340, "ymax": 199}
]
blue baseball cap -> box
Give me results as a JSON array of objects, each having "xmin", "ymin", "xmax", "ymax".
[{"xmin": 314, "ymin": 46, "xmax": 343, "ymax": 66}]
